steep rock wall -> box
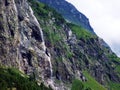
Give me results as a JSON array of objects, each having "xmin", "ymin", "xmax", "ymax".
[{"xmin": 0, "ymin": 0, "xmax": 52, "ymax": 85}]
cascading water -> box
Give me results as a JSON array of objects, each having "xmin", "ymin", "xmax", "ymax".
[
  {"xmin": 27, "ymin": 3, "xmax": 54, "ymax": 87},
  {"xmin": 48, "ymin": 55, "xmax": 53, "ymax": 79},
  {"xmin": 30, "ymin": 3, "xmax": 53, "ymax": 77}
]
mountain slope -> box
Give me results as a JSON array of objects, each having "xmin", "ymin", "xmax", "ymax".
[
  {"xmin": 0, "ymin": 0, "xmax": 120, "ymax": 90},
  {"xmin": 38, "ymin": 0, "xmax": 94, "ymax": 34},
  {"xmin": 29, "ymin": 0, "xmax": 120, "ymax": 89}
]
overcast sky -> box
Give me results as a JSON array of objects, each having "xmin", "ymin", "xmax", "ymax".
[{"xmin": 66, "ymin": 0, "xmax": 120, "ymax": 57}]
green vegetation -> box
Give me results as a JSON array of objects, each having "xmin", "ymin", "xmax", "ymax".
[
  {"xmin": 28, "ymin": 0, "xmax": 66, "ymax": 45},
  {"xmin": 71, "ymin": 71, "xmax": 107, "ymax": 90},
  {"xmin": 43, "ymin": 26, "xmax": 62, "ymax": 46},
  {"xmin": 28, "ymin": 0, "xmax": 50, "ymax": 19},
  {"xmin": 108, "ymin": 53, "xmax": 120, "ymax": 62},
  {"xmin": 28, "ymin": 0, "xmax": 73, "ymax": 61},
  {"xmin": 71, "ymin": 79, "xmax": 93, "ymax": 90},
  {"xmin": 28, "ymin": 0, "xmax": 65, "ymax": 24},
  {"xmin": 0, "ymin": 68, "xmax": 52, "ymax": 90},
  {"xmin": 68, "ymin": 23, "xmax": 97, "ymax": 39},
  {"xmin": 115, "ymin": 65, "xmax": 120, "ymax": 74},
  {"xmin": 71, "ymin": 79, "xmax": 84, "ymax": 90},
  {"xmin": 109, "ymin": 82, "xmax": 120, "ymax": 90},
  {"xmin": 107, "ymin": 53, "xmax": 120, "ymax": 75},
  {"xmin": 83, "ymin": 71, "xmax": 106, "ymax": 90}
]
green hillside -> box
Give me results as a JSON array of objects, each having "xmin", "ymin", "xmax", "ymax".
[{"xmin": 83, "ymin": 71, "xmax": 106, "ymax": 90}]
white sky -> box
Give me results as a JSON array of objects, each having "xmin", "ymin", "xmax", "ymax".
[{"xmin": 66, "ymin": 0, "xmax": 120, "ymax": 56}]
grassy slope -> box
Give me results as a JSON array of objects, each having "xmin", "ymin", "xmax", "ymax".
[
  {"xmin": 109, "ymin": 67, "xmax": 120, "ymax": 90},
  {"xmin": 109, "ymin": 82, "xmax": 120, "ymax": 90},
  {"xmin": 83, "ymin": 71, "xmax": 107, "ymax": 90},
  {"xmin": 67, "ymin": 23, "xmax": 97, "ymax": 39},
  {"xmin": 71, "ymin": 79, "xmax": 85, "ymax": 90}
]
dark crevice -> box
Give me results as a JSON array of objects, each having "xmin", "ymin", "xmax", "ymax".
[
  {"xmin": 8, "ymin": 24, "xmax": 15, "ymax": 37},
  {"xmin": 5, "ymin": 0, "xmax": 10, "ymax": 6},
  {"xmin": 28, "ymin": 22, "xmax": 43, "ymax": 42},
  {"xmin": 18, "ymin": 15, "xmax": 24, "ymax": 21},
  {"xmin": 31, "ymin": 29, "xmax": 42, "ymax": 42},
  {"xmin": 22, "ymin": 51, "xmax": 32, "ymax": 66}
]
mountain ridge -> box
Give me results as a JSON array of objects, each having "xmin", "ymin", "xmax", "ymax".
[{"xmin": 38, "ymin": 0, "xmax": 95, "ymax": 34}]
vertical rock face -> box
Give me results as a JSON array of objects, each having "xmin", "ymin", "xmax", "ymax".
[
  {"xmin": 0, "ymin": 0, "xmax": 52, "ymax": 84},
  {"xmin": 0, "ymin": 0, "xmax": 18, "ymax": 67}
]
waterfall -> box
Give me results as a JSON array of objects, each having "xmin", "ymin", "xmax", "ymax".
[
  {"xmin": 29, "ymin": 4, "xmax": 55, "ymax": 89},
  {"xmin": 29, "ymin": 4, "xmax": 53, "ymax": 77},
  {"xmin": 48, "ymin": 56, "xmax": 53, "ymax": 78}
]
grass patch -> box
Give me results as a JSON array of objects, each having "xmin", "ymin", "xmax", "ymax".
[
  {"xmin": 71, "ymin": 79, "xmax": 84, "ymax": 90},
  {"xmin": 115, "ymin": 65, "xmax": 120, "ymax": 74},
  {"xmin": 83, "ymin": 71, "xmax": 107, "ymax": 90},
  {"xmin": 109, "ymin": 82, "xmax": 120, "ymax": 90},
  {"xmin": 67, "ymin": 23, "xmax": 97, "ymax": 39}
]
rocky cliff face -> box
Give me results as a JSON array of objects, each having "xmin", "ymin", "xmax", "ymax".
[
  {"xmin": 0, "ymin": 0, "xmax": 53, "ymax": 86},
  {"xmin": 0, "ymin": 0, "xmax": 120, "ymax": 90},
  {"xmin": 38, "ymin": 0, "xmax": 94, "ymax": 34}
]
